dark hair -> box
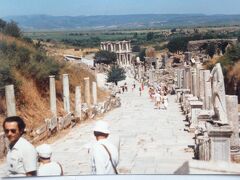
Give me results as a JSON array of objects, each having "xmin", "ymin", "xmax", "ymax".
[
  {"xmin": 94, "ymin": 131, "xmax": 109, "ymax": 138},
  {"xmin": 3, "ymin": 116, "xmax": 26, "ymax": 134}
]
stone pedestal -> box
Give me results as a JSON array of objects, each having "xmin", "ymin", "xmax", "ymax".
[
  {"xmin": 176, "ymin": 89, "xmax": 191, "ymax": 103},
  {"xmin": 208, "ymin": 126, "xmax": 233, "ymax": 162},
  {"xmin": 197, "ymin": 136, "xmax": 210, "ymax": 161},
  {"xmin": 49, "ymin": 75, "xmax": 57, "ymax": 117},
  {"xmin": 189, "ymin": 101, "xmax": 203, "ymax": 131},
  {"xmin": 5, "ymin": 85, "xmax": 16, "ymax": 116}
]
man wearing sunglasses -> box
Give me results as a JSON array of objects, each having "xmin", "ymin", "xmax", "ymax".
[{"xmin": 2, "ymin": 116, "xmax": 37, "ymax": 177}]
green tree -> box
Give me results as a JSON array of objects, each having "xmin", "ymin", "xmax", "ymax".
[
  {"xmin": 206, "ymin": 43, "xmax": 216, "ymax": 58},
  {"xmin": 94, "ymin": 50, "xmax": 117, "ymax": 65},
  {"xmin": 4, "ymin": 21, "xmax": 22, "ymax": 38},
  {"xmin": 146, "ymin": 32, "xmax": 154, "ymax": 41},
  {"xmin": 133, "ymin": 32, "xmax": 138, "ymax": 39},
  {"xmin": 167, "ymin": 37, "xmax": 188, "ymax": 53},
  {"xmin": 132, "ymin": 45, "xmax": 141, "ymax": 52},
  {"xmin": 171, "ymin": 28, "xmax": 177, "ymax": 33},
  {"xmin": 139, "ymin": 48, "xmax": 146, "ymax": 62},
  {"xmin": 107, "ymin": 64, "xmax": 126, "ymax": 85},
  {"xmin": 0, "ymin": 18, "xmax": 6, "ymax": 30}
]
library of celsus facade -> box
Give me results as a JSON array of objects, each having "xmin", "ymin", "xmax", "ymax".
[{"xmin": 100, "ymin": 40, "xmax": 132, "ymax": 66}]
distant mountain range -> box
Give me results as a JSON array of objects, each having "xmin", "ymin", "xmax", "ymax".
[{"xmin": 2, "ymin": 14, "xmax": 240, "ymax": 31}]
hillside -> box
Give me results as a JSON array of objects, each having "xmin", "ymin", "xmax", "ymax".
[
  {"xmin": 3, "ymin": 14, "xmax": 240, "ymax": 31},
  {"xmin": 0, "ymin": 33, "xmax": 109, "ymax": 132}
]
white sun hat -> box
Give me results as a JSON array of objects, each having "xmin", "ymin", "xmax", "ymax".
[
  {"xmin": 36, "ymin": 144, "xmax": 52, "ymax": 158},
  {"xmin": 93, "ymin": 120, "xmax": 110, "ymax": 134}
]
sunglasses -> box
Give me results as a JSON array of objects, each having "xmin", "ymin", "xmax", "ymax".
[{"xmin": 4, "ymin": 129, "xmax": 17, "ymax": 134}]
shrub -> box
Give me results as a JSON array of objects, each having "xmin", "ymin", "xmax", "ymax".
[
  {"xmin": 107, "ymin": 64, "xmax": 126, "ymax": 85},
  {"xmin": 4, "ymin": 21, "xmax": 22, "ymax": 38},
  {"xmin": 0, "ymin": 62, "xmax": 20, "ymax": 96},
  {"xmin": 94, "ymin": 50, "xmax": 117, "ymax": 65}
]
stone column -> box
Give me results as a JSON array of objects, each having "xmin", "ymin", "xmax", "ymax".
[
  {"xmin": 113, "ymin": 44, "xmax": 116, "ymax": 52},
  {"xmin": 111, "ymin": 44, "xmax": 114, "ymax": 51},
  {"xmin": 49, "ymin": 75, "xmax": 57, "ymax": 117},
  {"xmin": 126, "ymin": 43, "xmax": 129, "ymax": 51},
  {"xmin": 63, "ymin": 74, "xmax": 70, "ymax": 113},
  {"xmin": 92, "ymin": 82, "xmax": 97, "ymax": 105},
  {"xmin": 177, "ymin": 69, "xmax": 181, "ymax": 88},
  {"xmin": 203, "ymin": 70, "xmax": 212, "ymax": 110},
  {"xmin": 138, "ymin": 66, "xmax": 142, "ymax": 80},
  {"xmin": 191, "ymin": 69, "xmax": 197, "ymax": 96},
  {"xmin": 183, "ymin": 69, "xmax": 187, "ymax": 89},
  {"xmin": 208, "ymin": 126, "xmax": 232, "ymax": 162},
  {"xmin": 199, "ymin": 69, "xmax": 205, "ymax": 101},
  {"xmin": 181, "ymin": 69, "xmax": 185, "ymax": 89},
  {"xmin": 185, "ymin": 67, "xmax": 191, "ymax": 90},
  {"xmin": 226, "ymin": 95, "xmax": 239, "ymax": 149},
  {"xmin": 5, "ymin": 85, "xmax": 16, "ymax": 117},
  {"xmin": 84, "ymin": 77, "xmax": 91, "ymax": 107},
  {"xmin": 75, "ymin": 86, "xmax": 82, "ymax": 119},
  {"xmin": 196, "ymin": 67, "xmax": 200, "ymax": 98}
]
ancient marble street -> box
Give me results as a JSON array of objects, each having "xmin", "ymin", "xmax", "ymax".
[
  {"xmin": 1, "ymin": 40, "xmax": 240, "ymax": 175},
  {"xmin": 46, "ymin": 83, "xmax": 194, "ymax": 175}
]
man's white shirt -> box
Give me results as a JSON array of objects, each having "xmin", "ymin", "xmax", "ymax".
[
  {"xmin": 6, "ymin": 137, "xmax": 37, "ymax": 177},
  {"xmin": 37, "ymin": 162, "xmax": 62, "ymax": 176},
  {"xmin": 91, "ymin": 139, "xmax": 119, "ymax": 174}
]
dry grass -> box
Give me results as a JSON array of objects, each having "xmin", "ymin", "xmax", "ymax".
[
  {"xmin": 227, "ymin": 60, "xmax": 240, "ymax": 81},
  {"xmin": 0, "ymin": 32, "xmax": 36, "ymax": 53},
  {"xmin": 14, "ymin": 71, "xmax": 52, "ymax": 130},
  {"xmin": 62, "ymin": 63, "xmax": 109, "ymax": 106}
]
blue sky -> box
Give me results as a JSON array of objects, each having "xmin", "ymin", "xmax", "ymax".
[{"xmin": 0, "ymin": 0, "xmax": 240, "ymax": 17}]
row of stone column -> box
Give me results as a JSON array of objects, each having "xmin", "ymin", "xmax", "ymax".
[
  {"xmin": 177, "ymin": 64, "xmax": 239, "ymax": 162},
  {"xmin": 50, "ymin": 75, "xmax": 97, "ymax": 118},
  {"xmin": 117, "ymin": 53, "xmax": 132, "ymax": 66},
  {"xmin": 5, "ymin": 74, "xmax": 98, "ymax": 119},
  {"xmin": 177, "ymin": 66, "xmax": 212, "ymax": 111},
  {"xmin": 101, "ymin": 41, "xmax": 131, "ymax": 52}
]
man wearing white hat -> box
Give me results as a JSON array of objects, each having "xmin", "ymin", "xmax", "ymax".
[
  {"xmin": 36, "ymin": 144, "xmax": 63, "ymax": 176},
  {"xmin": 91, "ymin": 120, "xmax": 119, "ymax": 174}
]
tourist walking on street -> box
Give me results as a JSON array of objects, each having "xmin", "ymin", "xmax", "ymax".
[
  {"xmin": 124, "ymin": 82, "xmax": 128, "ymax": 92},
  {"xmin": 163, "ymin": 93, "xmax": 168, "ymax": 110},
  {"xmin": 139, "ymin": 86, "xmax": 142, "ymax": 96},
  {"xmin": 3, "ymin": 116, "xmax": 37, "ymax": 177},
  {"xmin": 90, "ymin": 121, "xmax": 119, "ymax": 174},
  {"xmin": 155, "ymin": 91, "xmax": 161, "ymax": 109},
  {"xmin": 36, "ymin": 144, "xmax": 63, "ymax": 176}
]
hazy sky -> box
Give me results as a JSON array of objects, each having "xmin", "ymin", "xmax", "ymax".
[{"xmin": 0, "ymin": 0, "xmax": 240, "ymax": 17}]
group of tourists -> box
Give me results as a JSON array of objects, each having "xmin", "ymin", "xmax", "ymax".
[
  {"xmin": 148, "ymin": 82, "xmax": 169, "ymax": 110},
  {"xmin": 2, "ymin": 116, "xmax": 119, "ymax": 177},
  {"xmin": 131, "ymin": 81, "xmax": 145, "ymax": 96}
]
